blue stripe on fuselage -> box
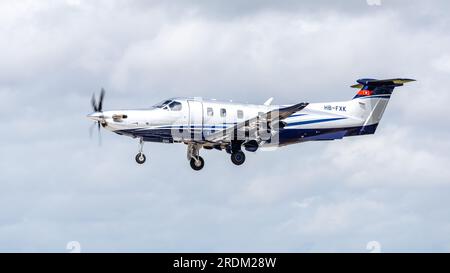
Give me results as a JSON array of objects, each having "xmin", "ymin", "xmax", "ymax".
[
  {"xmin": 286, "ymin": 117, "xmax": 347, "ymax": 127},
  {"xmin": 115, "ymin": 122, "xmax": 378, "ymax": 145}
]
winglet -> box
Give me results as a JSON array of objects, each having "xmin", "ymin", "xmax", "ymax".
[{"xmin": 264, "ymin": 97, "xmax": 274, "ymax": 106}]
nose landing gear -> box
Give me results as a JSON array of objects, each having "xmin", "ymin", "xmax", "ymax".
[
  {"xmin": 135, "ymin": 138, "xmax": 147, "ymax": 165},
  {"xmin": 135, "ymin": 153, "xmax": 146, "ymax": 164}
]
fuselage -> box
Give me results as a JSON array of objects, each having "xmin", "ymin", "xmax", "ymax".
[
  {"xmin": 92, "ymin": 96, "xmax": 383, "ymax": 148},
  {"xmin": 86, "ymin": 78, "xmax": 414, "ymax": 170}
]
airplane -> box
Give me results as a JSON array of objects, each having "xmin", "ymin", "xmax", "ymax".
[{"xmin": 87, "ymin": 78, "xmax": 415, "ymax": 171}]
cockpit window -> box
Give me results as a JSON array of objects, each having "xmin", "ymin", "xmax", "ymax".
[
  {"xmin": 168, "ymin": 101, "xmax": 182, "ymax": 111},
  {"xmin": 153, "ymin": 100, "xmax": 172, "ymax": 109}
]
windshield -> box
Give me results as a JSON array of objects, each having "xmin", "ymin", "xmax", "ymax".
[
  {"xmin": 153, "ymin": 100, "xmax": 172, "ymax": 109},
  {"xmin": 168, "ymin": 101, "xmax": 182, "ymax": 111}
]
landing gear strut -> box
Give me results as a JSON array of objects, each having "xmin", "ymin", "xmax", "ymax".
[
  {"xmin": 187, "ymin": 144, "xmax": 204, "ymax": 171},
  {"xmin": 231, "ymin": 150, "xmax": 246, "ymax": 166},
  {"xmin": 135, "ymin": 138, "xmax": 146, "ymax": 164}
]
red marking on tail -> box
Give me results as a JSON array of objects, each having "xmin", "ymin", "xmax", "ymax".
[{"xmin": 357, "ymin": 90, "xmax": 373, "ymax": 96}]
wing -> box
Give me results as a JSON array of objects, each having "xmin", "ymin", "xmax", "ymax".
[{"xmin": 205, "ymin": 102, "xmax": 309, "ymax": 143}]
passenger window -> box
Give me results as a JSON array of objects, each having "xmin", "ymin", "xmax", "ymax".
[
  {"xmin": 168, "ymin": 101, "xmax": 182, "ymax": 111},
  {"xmin": 237, "ymin": 110, "xmax": 244, "ymax": 119},
  {"xmin": 207, "ymin": 107, "xmax": 214, "ymax": 116},
  {"xmin": 220, "ymin": 108, "xmax": 227, "ymax": 117}
]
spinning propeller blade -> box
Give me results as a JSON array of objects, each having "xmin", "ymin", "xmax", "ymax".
[
  {"xmin": 91, "ymin": 93, "xmax": 98, "ymax": 112},
  {"xmin": 89, "ymin": 88, "xmax": 106, "ymax": 145},
  {"xmin": 98, "ymin": 88, "xmax": 105, "ymax": 112}
]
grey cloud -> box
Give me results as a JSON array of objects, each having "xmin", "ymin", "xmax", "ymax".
[{"xmin": 1, "ymin": 0, "xmax": 450, "ymax": 252}]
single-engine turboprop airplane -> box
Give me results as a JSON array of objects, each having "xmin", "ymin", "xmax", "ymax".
[{"xmin": 87, "ymin": 78, "xmax": 414, "ymax": 171}]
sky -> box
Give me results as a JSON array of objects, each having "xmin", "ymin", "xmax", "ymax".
[{"xmin": 1, "ymin": 0, "xmax": 450, "ymax": 252}]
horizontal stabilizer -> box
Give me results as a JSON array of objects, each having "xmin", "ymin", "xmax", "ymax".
[{"xmin": 351, "ymin": 78, "xmax": 416, "ymax": 89}]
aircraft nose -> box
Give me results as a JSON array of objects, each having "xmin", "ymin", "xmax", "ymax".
[{"xmin": 87, "ymin": 112, "xmax": 104, "ymax": 122}]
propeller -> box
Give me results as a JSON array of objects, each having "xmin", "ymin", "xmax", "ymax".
[
  {"xmin": 88, "ymin": 88, "xmax": 106, "ymax": 145},
  {"xmin": 91, "ymin": 88, "xmax": 105, "ymax": 112}
]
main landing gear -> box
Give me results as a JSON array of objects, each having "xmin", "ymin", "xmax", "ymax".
[
  {"xmin": 228, "ymin": 141, "xmax": 246, "ymax": 166},
  {"xmin": 135, "ymin": 138, "xmax": 147, "ymax": 164},
  {"xmin": 133, "ymin": 140, "xmax": 247, "ymax": 170},
  {"xmin": 186, "ymin": 144, "xmax": 247, "ymax": 171},
  {"xmin": 190, "ymin": 156, "xmax": 205, "ymax": 171},
  {"xmin": 230, "ymin": 150, "xmax": 246, "ymax": 166},
  {"xmin": 187, "ymin": 144, "xmax": 205, "ymax": 171}
]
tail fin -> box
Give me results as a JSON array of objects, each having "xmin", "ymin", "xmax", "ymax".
[{"xmin": 349, "ymin": 78, "xmax": 415, "ymax": 135}]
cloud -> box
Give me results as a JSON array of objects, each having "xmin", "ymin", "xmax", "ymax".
[{"xmin": 1, "ymin": 0, "xmax": 450, "ymax": 252}]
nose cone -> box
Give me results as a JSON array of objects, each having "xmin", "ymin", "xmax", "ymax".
[{"xmin": 87, "ymin": 112, "xmax": 104, "ymax": 122}]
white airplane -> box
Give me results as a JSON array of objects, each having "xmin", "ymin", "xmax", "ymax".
[{"xmin": 87, "ymin": 78, "xmax": 414, "ymax": 171}]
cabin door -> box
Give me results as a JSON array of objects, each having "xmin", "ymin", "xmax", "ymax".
[{"xmin": 187, "ymin": 100, "xmax": 204, "ymax": 140}]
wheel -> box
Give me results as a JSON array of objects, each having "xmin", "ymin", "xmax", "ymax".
[
  {"xmin": 231, "ymin": 151, "xmax": 246, "ymax": 166},
  {"xmin": 190, "ymin": 156, "xmax": 205, "ymax": 171},
  {"xmin": 135, "ymin": 153, "xmax": 146, "ymax": 164}
]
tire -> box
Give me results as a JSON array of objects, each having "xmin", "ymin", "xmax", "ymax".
[
  {"xmin": 231, "ymin": 151, "xmax": 246, "ymax": 166},
  {"xmin": 135, "ymin": 153, "xmax": 146, "ymax": 164},
  {"xmin": 190, "ymin": 156, "xmax": 205, "ymax": 171}
]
